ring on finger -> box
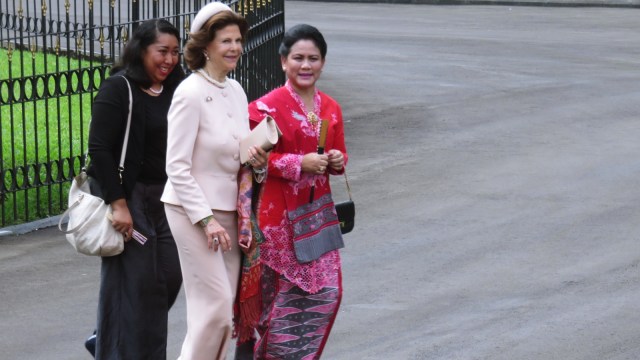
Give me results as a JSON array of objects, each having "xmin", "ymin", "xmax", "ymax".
[{"xmin": 213, "ymin": 237, "xmax": 219, "ymax": 245}]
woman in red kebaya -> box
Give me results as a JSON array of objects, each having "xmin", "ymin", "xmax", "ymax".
[{"xmin": 238, "ymin": 24, "xmax": 348, "ymax": 359}]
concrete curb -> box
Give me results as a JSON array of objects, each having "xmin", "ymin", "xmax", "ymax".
[
  {"xmin": 0, "ymin": 215, "xmax": 63, "ymax": 236},
  {"xmin": 287, "ymin": 0, "xmax": 640, "ymax": 8}
]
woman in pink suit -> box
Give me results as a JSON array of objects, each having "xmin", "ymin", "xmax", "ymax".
[{"xmin": 161, "ymin": 2, "xmax": 266, "ymax": 359}]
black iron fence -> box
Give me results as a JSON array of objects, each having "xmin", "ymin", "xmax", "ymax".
[{"xmin": 0, "ymin": 0, "xmax": 285, "ymax": 227}]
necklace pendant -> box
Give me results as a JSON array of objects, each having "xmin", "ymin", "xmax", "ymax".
[{"xmin": 307, "ymin": 112, "xmax": 319, "ymax": 127}]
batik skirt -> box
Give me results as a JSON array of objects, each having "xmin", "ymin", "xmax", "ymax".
[{"xmin": 254, "ymin": 265, "xmax": 342, "ymax": 359}]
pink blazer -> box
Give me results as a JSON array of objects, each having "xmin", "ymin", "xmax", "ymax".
[{"xmin": 161, "ymin": 73, "xmax": 250, "ymax": 224}]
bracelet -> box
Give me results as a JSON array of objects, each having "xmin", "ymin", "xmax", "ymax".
[
  {"xmin": 253, "ymin": 166, "xmax": 266, "ymax": 174},
  {"xmin": 199, "ymin": 215, "xmax": 213, "ymax": 228},
  {"xmin": 254, "ymin": 170, "xmax": 266, "ymax": 183}
]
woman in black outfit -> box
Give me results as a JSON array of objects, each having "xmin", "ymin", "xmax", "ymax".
[{"xmin": 85, "ymin": 19, "xmax": 184, "ymax": 359}]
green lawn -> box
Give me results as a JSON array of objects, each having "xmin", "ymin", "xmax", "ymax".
[{"xmin": 0, "ymin": 48, "xmax": 106, "ymax": 225}]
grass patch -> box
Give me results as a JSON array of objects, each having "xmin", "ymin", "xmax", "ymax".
[{"xmin": 0, "ymin": 48, "xmax": 106, "ymax": 225}]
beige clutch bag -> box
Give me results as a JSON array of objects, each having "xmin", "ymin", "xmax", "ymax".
[{"xmin": 240, "ymin": 115, "xmax": 282, "ymax": 164}]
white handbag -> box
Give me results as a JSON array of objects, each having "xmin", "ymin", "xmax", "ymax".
[
  {"xmin": 58, "ymin": 76, "xmax": 133, "ymax": 256},
  {"xmin": 59, "ymin": 172, "xmax": 124, "ymax": 256}
]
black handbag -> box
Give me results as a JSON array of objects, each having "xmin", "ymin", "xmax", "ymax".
[{"xmin": 335, "ymin": 171, "xmax": 355, "ymax": 234}]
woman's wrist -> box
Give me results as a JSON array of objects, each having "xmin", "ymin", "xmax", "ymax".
[
  {"xmin": 199, "ymin": 215, "xmax": 214, "ymax": 228},
  {"xmin": 110, "ymin": 198, "xmax": 128, "ymax": 210}
]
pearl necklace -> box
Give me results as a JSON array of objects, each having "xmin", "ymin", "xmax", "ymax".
[
  {"xmin": 147, "ymin": 85, "xmax": 163, "ymax": 94},
  {"xmin": 197, "ymin": 68, "xmax": 227, "ymax": 89}
]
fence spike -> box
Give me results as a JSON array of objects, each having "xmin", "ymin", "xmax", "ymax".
[
  {"xmin": 99, "ymin": 29, "xmax": 105, "ymax": 49},
  {"xmin": 7, "ymin": 43, "xmax": 13, "ymax": 62}
]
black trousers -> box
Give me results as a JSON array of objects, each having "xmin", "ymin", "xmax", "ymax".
[{"xmin": 95, "ymin": 182, "xmax": 182, "ymax": 360}]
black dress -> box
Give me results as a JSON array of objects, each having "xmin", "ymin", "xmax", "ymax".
[{"xmin": 88, "ymin": 74, "xmax": 182, "ymax": 360}]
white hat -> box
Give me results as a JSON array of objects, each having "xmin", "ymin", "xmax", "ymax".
[{"xmin": 190, "ymin": 2, "xmax": 233, "ymax": 34}]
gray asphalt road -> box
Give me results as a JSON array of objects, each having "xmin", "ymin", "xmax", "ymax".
[{"xmin": 2, "ymin": 2, "xmax": 640, "ymax": 359}]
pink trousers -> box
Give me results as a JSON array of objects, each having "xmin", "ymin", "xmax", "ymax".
[{"xmin": 165, "ymin": 204, "xmax": 241, "ymax": 360}]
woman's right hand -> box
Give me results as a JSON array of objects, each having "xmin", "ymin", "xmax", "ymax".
[
  {"xmin": 110, "ymin": 199, "xmax": 133, "ymax": 241},
  {"xmin": 302, "ymin": 152, "xmax": 329, "ymax": 175},
  {"xmin": 202, "ymin": 216, "xmax": 231, "ymax": 252},
  {"xmin": 247, "ymin": 146, "xmax": 268, "ymax": 170}
]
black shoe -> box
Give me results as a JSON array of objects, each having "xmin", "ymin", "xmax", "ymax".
[{"xmin": 84, "ymin": 332, "xmax": 96, "ymax": 358}]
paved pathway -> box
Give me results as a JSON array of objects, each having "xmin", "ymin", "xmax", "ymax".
[{"xmin": 2, "ymin": 3, "xmax": 640, "ymax": 359}]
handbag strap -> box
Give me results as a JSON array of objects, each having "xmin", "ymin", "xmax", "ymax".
[
  {"xmin": 343, "ymin": 170, "xmax": 353, "ymax": 201},
  {"xmin": 118, "ymin": 76, "xmax": 134, "ymax": 183},
  {"xmin": 82, "ymin": 75, "xmax": 134, "ymax": 183},
  {"xmin": 57, "ymin": 193, "xmax": 87, "ymax": 234}
]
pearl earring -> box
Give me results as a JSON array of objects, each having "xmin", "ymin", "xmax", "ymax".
[{"xmin": 204, "ymin": 52, "xmax": 210, "ymax": 61}]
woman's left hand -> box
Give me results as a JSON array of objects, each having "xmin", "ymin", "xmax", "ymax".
[
  {"xmin": 247, "ymin": 146, "xmax": 268, "ymax": 170},
  {"xmin": 203, "ymin": 217, "xmax": 231, "ymax": 252},
  {"xmin": 327, "ymin": 149, "xmax": 345, "ymax": 171}
]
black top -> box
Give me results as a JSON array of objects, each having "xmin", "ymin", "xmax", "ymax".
[
  {"xmin": 87, "ymin": 73, "xmax": 175, "ymax": 203},
  {"xmin": 138, "ymin": 90, "xmax": 172, "ymax": 184}
]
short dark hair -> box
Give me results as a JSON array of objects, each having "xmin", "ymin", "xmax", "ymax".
[
  {"xmin": 111, "ymin": 19, "xmax": 184, "ymax": 90},
  {"xmin": 183, "ymin": 10, "xmax": 249, "ymax": 71},
  {"xmin": 279, "ymin": 24, "xmax": 327, "ymax": 59}
]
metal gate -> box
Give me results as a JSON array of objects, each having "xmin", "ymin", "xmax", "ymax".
[{"xmin": 0, "ymin": 0, "xmax": 285, "ymax": 226}]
